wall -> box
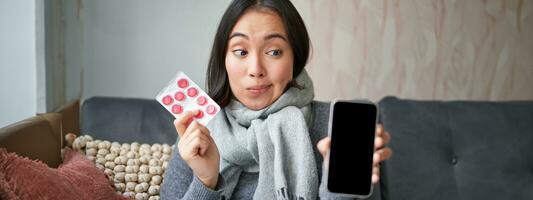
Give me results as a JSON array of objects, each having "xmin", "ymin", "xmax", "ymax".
[
  {"xmin": 73, "ymin": 0, "xmax": 230, "ymax": 100},
  {"xmin": 63, "ymin": 0, "xmax": 84, "ymax": 103},
  {"xmin": 70, "ymin": 0, "xmax": 532, "ymax": 102},
  {"xmin": 44, "ymin": 0, "xmax": 66, "ymax": 111},
  {"xmin": 0, "ymin": 0, "xmax": 41, "ymax": 127},
  {"xmin": 293, "ymin": 0, "xmax": 533, "ymax": 101}
]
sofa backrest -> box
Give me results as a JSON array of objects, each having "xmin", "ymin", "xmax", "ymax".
[
  {"xmin": 378, "ymin": 96, "xmax": 533, "ymax": 200},
  {"xmin": 80, "ymin": 97, "xmax": 335, "ymax": 146},
  {"xmin": 81, "ymin": 97, "xmax": 177, "ymax": 144},
  {"xmin": 0, "ymin": 113, "xmax": 63, "ymax": 168}
]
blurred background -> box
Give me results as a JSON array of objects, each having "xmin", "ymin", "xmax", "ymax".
[{"xmin": 1, "ymin": 0, "xmax": 532, "ymax": 127}]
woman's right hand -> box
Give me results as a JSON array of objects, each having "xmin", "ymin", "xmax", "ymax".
[{"xmin": 174, "ymin": 110, "xmax": 220, "ymax": 189}]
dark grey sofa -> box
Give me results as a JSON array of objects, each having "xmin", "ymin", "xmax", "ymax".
[
  {"xmin": 378, "ymin": 97, "xmax": 533, "ymax": 200},
  {"xmin": 81, "ymin": 96, "xmax": 533, "ymax": 200}
]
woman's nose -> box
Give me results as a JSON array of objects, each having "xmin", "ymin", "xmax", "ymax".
[{"xmin": 248, "ymin": 54, "xmax": 265, "ymax": 78}]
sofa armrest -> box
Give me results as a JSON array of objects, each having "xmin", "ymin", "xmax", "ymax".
[
  {"xmin": 0, "ymin": 113, "xmax": 63, "ymax": 168},
  {"xmin": 54, "ymin": 99, "xmax": 80, "ymax": 138}
]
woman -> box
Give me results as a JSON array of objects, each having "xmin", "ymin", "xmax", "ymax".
[{"xmin": 161, "ymin": 0, "xmax": 392, "ymax": 199}]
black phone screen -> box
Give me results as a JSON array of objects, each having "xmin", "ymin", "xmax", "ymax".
[{"xmin": 327, "ymin": 101, "xmax": 377, "ymax": 195}]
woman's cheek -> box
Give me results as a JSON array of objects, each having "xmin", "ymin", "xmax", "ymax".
[
  {"xmin": 225, "ymin": 56, "xmax": 246, "ymax": 96},
  {"xmin": 272, "ymin": 61, "xmax": 293, "ymax": 86},
  {"xmin": 225, "ymin": 56, "xmax": 247, "ymax": 77}
]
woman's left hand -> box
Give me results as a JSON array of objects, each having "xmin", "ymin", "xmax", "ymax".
[{"xmin": 317, "ymin": 124, "xmax": 393, "ymax": 184}]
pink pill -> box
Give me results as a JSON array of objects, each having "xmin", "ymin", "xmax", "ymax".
[
  {"xmin": 177, "ymin": 78, "xmax": 189, "ymax": 88},
  {"xmin": 171, "ymin": 104, "xmax": 183, "ymax": 114},
  {"xmin": 162, "ymin": 95, "xmax": 173, "ymax": 105},
  {"xmin": 195, "ymin": 110, "xmax": 204, "ymax": 118},
  {"xmin": 197, "ymin": 96, "xmax": 207, "ymax": 106},
  {"xmin": 187, "ymin": 87, "xmax": 198, "ymax": 97},
  {"xmin": 174, "ymin": 91, "xmax": 186, "ymax": 101},
  {"xmin": 207, "ymin": 105, "xmax": 217, "ymax": 115}
]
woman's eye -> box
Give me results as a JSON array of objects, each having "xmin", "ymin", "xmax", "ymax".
[
  {"xmin": 266, "ymin": 49, "xmax": 282, "ymax": 57},
  {"xmin": 232, "ymin": 49, "xmax": 248, "ymax": 57}
]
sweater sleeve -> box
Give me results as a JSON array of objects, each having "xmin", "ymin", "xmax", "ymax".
[{"xmin": 160, "ymin": 145, "xmax": 225, "ymax": 200}]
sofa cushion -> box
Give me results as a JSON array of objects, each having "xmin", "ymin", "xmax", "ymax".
[
  {"xmin": 81, "ymin": 97, "xmax": 177, "ymax": 144},
  {"xmin": 0, "ymin": 148, "xmax": 126, "ymax": 200},
  {"xmin": 378, "ymin": 96, "xmax": 533, "ymax": 200}
]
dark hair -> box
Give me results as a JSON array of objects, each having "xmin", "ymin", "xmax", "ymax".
[{"xmin": 206, "ymin": 0, "xmax": 311, "ymax": 107}]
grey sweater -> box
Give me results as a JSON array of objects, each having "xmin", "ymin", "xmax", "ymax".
[{"xmin": 160, "ymin": 101, "xmax": 376, "ymax": 200}]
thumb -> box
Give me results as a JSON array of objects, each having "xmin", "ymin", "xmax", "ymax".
[{"xmin": 174, "ymin": 110, "xmax": 199, "ymax": 137}]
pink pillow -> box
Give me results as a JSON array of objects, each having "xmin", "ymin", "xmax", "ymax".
[{"xmin": 0, "ymin": 148, "xmax": 127, "ymax": 200}]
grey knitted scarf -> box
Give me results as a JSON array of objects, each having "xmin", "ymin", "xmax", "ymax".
[{"xmin": 208, "ymin": 70, "xmax": 318, "ymax": 200}]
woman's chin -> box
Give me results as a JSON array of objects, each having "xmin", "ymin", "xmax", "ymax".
[
  {"xmin": 242, "ymin": 99, "xmax": 271, "ymax": 111},
  {"xmin": 239, "ymin": 91, "xmax": 276, "ymax": 110},
  {"xmin": 245, "ymin": 102, "xmax": 269, "ymax": 110}
]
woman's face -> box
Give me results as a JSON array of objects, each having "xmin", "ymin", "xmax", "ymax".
[{"xmin": 225, "ymin": 9, "xmax": 294, "ymax": 110}]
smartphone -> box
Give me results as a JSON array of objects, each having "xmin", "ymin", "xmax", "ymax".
[{"xmin": 326, "ymin": 99, "xmax": 377, "ymax": 198}]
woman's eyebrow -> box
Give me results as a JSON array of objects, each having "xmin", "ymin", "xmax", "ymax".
[
  {"xmin": 229, "ymin": 32, "xmax": 287, "ymax": 42},
  {"xmin": 229, "ymin": 32, "xmax": 248, "ymax": 40},
  {"xmin": 265, "ymin": 33, "xmax": 287, "ymax": 41}
]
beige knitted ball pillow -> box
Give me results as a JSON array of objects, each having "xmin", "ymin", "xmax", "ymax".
[{"xmin": 70, "ymin": 135, "xmax": 174, "ymax": 200}]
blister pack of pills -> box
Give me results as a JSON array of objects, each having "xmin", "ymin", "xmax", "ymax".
[{"xmin": 155, "ymin": 71, "xmax": 220, "ymax": 126}]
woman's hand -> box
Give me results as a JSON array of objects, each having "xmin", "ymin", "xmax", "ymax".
[
  {"xmin": 174, "ymin": 110, "xmax": 220, "ymax": 189},
  {"xmin": 371, "ymin": 124, "xmax": 392, "ymax": 183},
  {"xmin": 317, "ymin": 124, "xmax": 392, "ymax": 184}
]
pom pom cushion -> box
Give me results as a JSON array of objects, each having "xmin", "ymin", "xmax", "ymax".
[
  {"xmin": 71, "ymin": 135, "xmax": 172, "ymax": 200},
  {"xmin": 0, "ymin": 148, "xmax": 126, "ymax": 200}
]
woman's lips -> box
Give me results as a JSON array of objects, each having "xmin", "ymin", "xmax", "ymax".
[{"xmin": 247, "ymin": 84, "xmax": 272, "ymax": 95}]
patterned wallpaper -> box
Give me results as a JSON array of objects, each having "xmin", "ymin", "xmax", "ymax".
[{"xmin": 292, "ymin": 0, "xmax": 533, "ymax": 102}]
